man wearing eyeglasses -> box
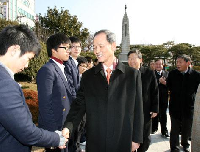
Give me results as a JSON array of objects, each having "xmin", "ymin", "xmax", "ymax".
[
  {"xmin": 64, "ymin": 36, "xmax": 82, "ymax": 93},
  {"xmin": 36, "ymin": 33, "xmax": 76, "ymax": 152}
]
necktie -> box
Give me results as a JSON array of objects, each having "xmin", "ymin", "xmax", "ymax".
[{"xmin": 106, "ymin": 68, "xmax": 112, "ymax": 84}]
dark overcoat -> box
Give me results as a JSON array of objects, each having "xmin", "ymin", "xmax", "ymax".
[
  {"xmin": 155, "ymin": 70, "xmax": 169, "ymax": 105},
  {"xmin": 140, "ymin": 66, "xmax": 159, "ymax": 124},
  {"xmin": 167, "ymin": 68, "xmax": 200, "ymax": 119},
  {"xmin": 64, "ymin": 62, "xmax": 144, "ymax": 152}
]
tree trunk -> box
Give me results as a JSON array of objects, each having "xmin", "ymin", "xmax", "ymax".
[{"xmin": 191, "ymin": 86, "xmax": 200, "ymax": 152}]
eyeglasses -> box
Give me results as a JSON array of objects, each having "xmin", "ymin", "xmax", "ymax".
[
  {"xmin": 71, "ymin": 46, "xmax": 81, "ymax": 49},
  {"xmin": 58, "ymin": 46, "xmax": 71, "ymax": 50},
  {"xmin": 79, "ymin": 64, "xmax": 88, "ymax": 68}
]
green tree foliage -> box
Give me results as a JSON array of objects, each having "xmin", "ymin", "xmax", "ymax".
[
  {"xmin": 191, "ymin": 46, "xmax": 200, "ymax": 66},
  {"xmin": 168, "ymin": 43, "xmax": 193, "ymax": 66},
  {"xmin": 38, "ymin": 6, "xmax": 89, "ymax": 48},
  {"xmin": 80, "ymin": 51, "xmax": 96, "ymax": 60},
  {"xmin": 0, "ymin": 18, "xmax": 18, "ymax": 31},
  {"xmin": 21, "ymin": 42, "xmax": 49, "ymax": 80}
]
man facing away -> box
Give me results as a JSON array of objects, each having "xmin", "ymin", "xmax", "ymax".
[
  {"xmin": 62, "ymin": 30, "xmax": 144, "ymax": 152},
  {"xmin": 0, "ymin": 25, "xmax": 67, "ymax": 152},
  {"xmin": 152, "ymin": 59, "xmax": 170, "ymax": 138},
  {"xmin": 167, "ymin": 54, "xmax": 200, "ymax": 152},
  {"xmin": 128, "ymin": 49, "xmax": 159, "ymax": 152},
  {"xmin": 36, "ymin": 33, "xmax": 75, "ymax": 152}
]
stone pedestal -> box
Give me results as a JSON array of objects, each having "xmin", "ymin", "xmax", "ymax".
[{"xmin": 191, "ymin": 85, "xmax": 200, "ymax": 152}]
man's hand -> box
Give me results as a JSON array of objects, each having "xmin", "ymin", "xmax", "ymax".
[
  {"xmin": 150, "ymin": 112, "xmax": 157, "ymax": 118},
  {"xmin": 132, "ymin": 142, "xmax": 140, "ymax": 152},
  {"xmin": 62, "ymin": 128, "xmax": 70, "ymax": 139},
  {"xmin": 159, "ymin": 76, "xmax": 166, "ymax": 85},
  {"xmin": 55, "ymin": 130, "xmax": 67, "ymax": 149}
]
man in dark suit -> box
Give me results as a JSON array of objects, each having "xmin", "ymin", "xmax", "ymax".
[
  {"xmin": 64, "ymin": 36, "xmax": 81, "ymax": 93},
  {"xmin": 62, "ymin": 30, "xmax": 144, "ymax": 152},
  {"xmin": 128, "ymin": 49, "xmax": 159, "ymax": 152},
  {"xmin": 0, "ymin": 25, "xmax": 67, "ymax": 152},
  {"xmin": 37, "ymin": 33, "xmax": 75, "ymax": 152},
  {"xmin": 167, "ymin": 54, "xmax": 200, "ymax": 152},
  {"xmin": 63, "ymin": 37, "xmax": 84, "ymax": 152},
  {"xmin": 152, "ymin": 59, "xmax": 170, "ymax": 138}
]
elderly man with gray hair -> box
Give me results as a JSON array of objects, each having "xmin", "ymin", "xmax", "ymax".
[{"xmin": 62, "ymin": 30, "xmax": 144, "ymax": 152}]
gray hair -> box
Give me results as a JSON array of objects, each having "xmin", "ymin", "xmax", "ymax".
[
  {"xmin": 177, "ymin": 54, "xmax": 191, "ymax": 62},
  {"xmin": 94, "ymin": 29, "xmax": 116, "ymax": 44}
]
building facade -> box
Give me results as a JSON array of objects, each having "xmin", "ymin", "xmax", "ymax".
[{"xmin": 0, "ymin": 0, "xmax": 35, "ymax": 27}]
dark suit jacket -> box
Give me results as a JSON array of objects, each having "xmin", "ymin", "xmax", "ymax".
[
  {"xmin": 167, "ymin": 68, "xmax": 200, "ymax": 119},
  {"xmin": 64, "ymin": 56, "xmax": 80, "ymax": 93},
  {"xmin": 140, "ymin": 66, "xmax": 159, "ymax": 124},
  {"xmin": 155, "ymin": 70, "xmax": 169, "ymax": 104},
  {"xmin": 37, "ymin": 59, "xmax": 75, "ymax": 132},
  {"xmin": 64, "ymin": 62, "xmax": 144, "ymax": 152},
  {"xmin": 0, "ymin": 65, "xmax": 59, "ymax": 152}
]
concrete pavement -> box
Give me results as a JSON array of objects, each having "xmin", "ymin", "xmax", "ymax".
[{"xmin": 148, "ymin": 110, "xmax": 191, "ymax": 152}]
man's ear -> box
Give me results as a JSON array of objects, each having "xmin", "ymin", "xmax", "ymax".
[
  {"xmin": 187, "ymin": 61, "xmax": 191, "ymax": 67},
  {"xmin": 111, "ymin": 42, "xmax": 117, "ymax": 52},
  {"xmin": 8, "ymin": 45, "xmax": 20, "ymax": 57}
]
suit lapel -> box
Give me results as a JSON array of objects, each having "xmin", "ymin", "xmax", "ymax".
[{"xmin": 50, "ymin": 60, "xmax": 72, "ymax": 95}]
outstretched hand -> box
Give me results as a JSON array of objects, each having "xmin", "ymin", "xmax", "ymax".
[{"xmin": 62, "ymin": 128, "xmax": 70, "ymax": 140}]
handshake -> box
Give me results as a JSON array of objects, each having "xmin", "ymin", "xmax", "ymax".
[{"xmin": 55, "ymin": 128, "xmax": 70, "ymax": 149}]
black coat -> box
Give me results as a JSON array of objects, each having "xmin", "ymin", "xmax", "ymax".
[
  {"xmin": 140, "ymin": 67, "xmax": 159, "ymax": 124},
  {"xmin": 155, "ymin": 70, "xmax": 169, "ymax": 104},
  {"xmin": 167, "ymin": 68, "xmax": 200, "ymax": 119},
  {"xmin": 64, "ymin": 62, "xmax": 144, "ymax": 152}
]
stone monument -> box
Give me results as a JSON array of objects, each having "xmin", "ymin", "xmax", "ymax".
[{"xmin": 119, "ymin": 5, "xmax": 130, "ymax": 63}]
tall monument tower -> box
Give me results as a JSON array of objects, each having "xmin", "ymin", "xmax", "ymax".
[{"xmin": 119, "ymin": 5, "xmax": 130, "ymax": 62}]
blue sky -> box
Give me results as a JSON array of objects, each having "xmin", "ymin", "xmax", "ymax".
[{"xmin": 35, "ymin": 0, "xmax": 200, "ymax": 46}]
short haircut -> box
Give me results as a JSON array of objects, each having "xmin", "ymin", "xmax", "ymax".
[
  {"xmin": 94, "ymin": 29, "xmax": 116, "ymax": 44},
  {"xmin": 77, "ymin": 56, "xmax": 88, "ymax": 66},
  {"xmin": 69, "ymin": 36, "xmax": 81, "ymax": 45},
  {"xmin": 155, "ymin": 59, "xmax": 164, "ymax": 64},
  {"xmin": 0, "ymin": 24, "xmax": 41, "ymax": 56},
  {"xmin": 177, "ymin": 54, "xmax": 191, "ymax": 62},
  {"xmin": 47, "ymin": 33, "xmax": 71, "ymax": 57},
  {"xmin": 85, "ymin": 56, "xmax": 93, "ymax": 63},
  {"xmin": 127, "ymin": 49, "xmax": 142, "ymax": 59}
]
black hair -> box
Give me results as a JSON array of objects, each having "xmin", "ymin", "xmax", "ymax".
[
  {"xmin": 77, "ymin": 56, "xmax": 88, "ymax": 66},
  {"xmin": 0, "ymin": 24, "xmax": 41, "ymax": 56},
  {"xmin": 85, "ymin": 56, "xmax": 93, "ymax": 63},
  {"xmin": 127, "ymin": 49, "xmax": 142, "ymax": 59},
  {"xmin": 69, "ymin": 36, "xmax": 81, "ymax": 45},
  {"xmin": 47, "ymin": 33, "xmax": 71, "ymax": 57},
  {"xmin": 155, "ymin": 59, "xmax": 164, "ymax": 64},
  {"xmin": 177, "ymin": 54, "xmax": 191, "ymax": 62}
]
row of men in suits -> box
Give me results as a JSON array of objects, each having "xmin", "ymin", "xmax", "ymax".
[
  {"xmin": 1, "ymin": 24, "xmax": 199, "ymax": 152},
  {"xmin": 37, "ymin": 29, "xmax": 144, "ymax": 152},
  {"xmin": 149, "ymin": 56, "xmax": 200, "ymax": 152}
]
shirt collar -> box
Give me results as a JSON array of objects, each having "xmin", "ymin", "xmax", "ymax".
[
  {"xmin": 0, "ymin": 61, "xmax": 14, "ymax": 79},
  {"xmin": 51, "ymin": 56, "xmax": 63, "ymax": 65},
  {"xmin": 70, "ymin": 56, "xmax": 78, "ymax": 66}
]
